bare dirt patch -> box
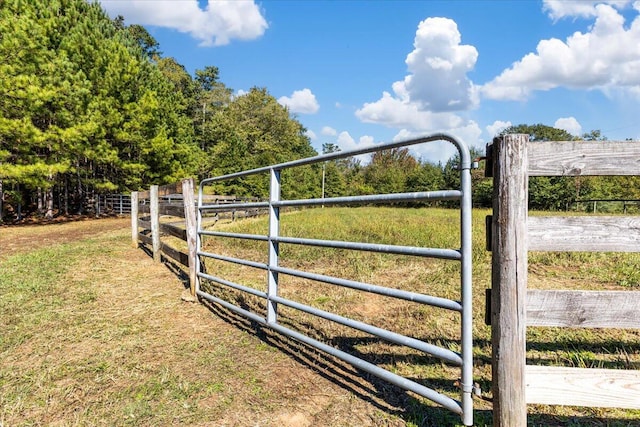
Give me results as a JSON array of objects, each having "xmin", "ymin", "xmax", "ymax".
[{"xmin": 0, "ymin": 217, "xmax": 126, "ymax": 260}]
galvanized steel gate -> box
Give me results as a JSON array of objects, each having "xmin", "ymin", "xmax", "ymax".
[{"xmin": 195, "ymin": 134, "xmax": 475, "ymax": 425}]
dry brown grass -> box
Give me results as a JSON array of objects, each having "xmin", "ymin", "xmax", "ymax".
[
  {"xmin": 2, "ymin": 210, "xmax": 639, "ymax": 427},
  {"xmin": 0, "ymin": 217, "xmax": 435, "ymax": 427}
]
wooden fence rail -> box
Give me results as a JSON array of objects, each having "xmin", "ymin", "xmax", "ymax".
[
  {"xmin": 488, "ymin": 134, "xmax": 640, "ymax": 426},
  {"xmin": 130, "ymin": 181, "xmax": 265, "ymax": 297},
  {"xmin": 131, "ymin": 178, "xmax": 198, "ymax": 296}
]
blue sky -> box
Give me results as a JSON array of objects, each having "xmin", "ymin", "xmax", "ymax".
[{"xmin": 98, "ymin": 0, "xmax": 640, "ymax": 163}]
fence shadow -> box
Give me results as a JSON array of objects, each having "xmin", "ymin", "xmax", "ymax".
[{"xmin": 199, "ymin": 297, "xmax": 493, "ymax": 427}]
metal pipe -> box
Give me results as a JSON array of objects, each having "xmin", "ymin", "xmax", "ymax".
[
  {"xmin": 272, "ymin": 265, "xmax": 462, "ymax": 312},
  {"xmin": 197, "ymin": 251, "xmax": 267, "ymax": 271},
  {"xmin": 267, "ymin": 168, "xmax": 281, "ymax": 323},
  {"xmin": 197, "ymin": 272, "xmax": 268, "ymax": 299},
  {"xmin": 275, "ymin": 190, "xmax": 462, "ymax": 208},
  {"xmin": 197, "ymin": 290, "xmax": 266, "ymax": 325},
  {"xmin": 267, "ymin": 322, "xmax": 463, "ymax": 415},
  {"xmin": 198, "ymin": 230, "xmax": 268, "ymax": 241},
  {"xmin": 270, "ymin": 295, "xmax": 462, "ymax": 365},
  {"xmin": 273, "ymin": 236, "xmax": 461, "ymax": 260},
  {"xmin": 200, "ymin": 133, "xmax": 468, "ymax": 184}
]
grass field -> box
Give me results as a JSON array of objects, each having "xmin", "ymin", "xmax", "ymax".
[{"xmin": 1, "ymin": 209, "xmax": 639, "ymax": 426}]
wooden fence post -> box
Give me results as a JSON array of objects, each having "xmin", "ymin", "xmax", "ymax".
[
  {"xmin": 131, "ymin": 191, "xmax": 139, "ymax": 247},
  {"xmin": 182, "ymin": 178, "xmax": 198, "ymax": 297},
  {"xmin": 150, "ymin": 185, "xmax": 161, "ymax": 262},
  {"xmin": 491, "ymin": 134, "xmax": 529, "ymax": 426}
]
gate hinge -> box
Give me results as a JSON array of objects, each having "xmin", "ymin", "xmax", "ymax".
[{"xmin": 455, "ymin": 379, "xmax": 483, "ymax": 397}]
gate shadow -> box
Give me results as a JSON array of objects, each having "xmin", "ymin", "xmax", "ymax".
[
  {"xmin": 199, "ymin": 297, "xmax": 493, "ymax": 427},
  {"xmin": 148, "ymin": 255, "xmax": 639, "ymax": 426}
]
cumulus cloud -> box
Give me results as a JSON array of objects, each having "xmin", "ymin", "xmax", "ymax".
[
  {"xmin": 356, "ymin": 17, "xmax": 480, "ymax": 147},
  {"xmin": 554, "ymin": 117, "xmax": 583, "ymax": 136},
  {"xmin": 391, "ymin": 121, "xmax": 483, "ymax": 165},
  {"xmin": 98, "ymin": 0, "xmax": 268, "ymax": 46},
  {"xmin": 543, "ymin": 0, "xmax": 633, "ymax": 20},
  {"xmin": 277, "ymin": 88, "xmax": 319, "ymax": 114},
  {"xmin": 304, "ymin": 129, "xmax": 317, "ymax": 140},
  {"xmin": 481, "ymin": 3, "xmax": 640, "ymax": 100},
  {"xmin": 335, "ymin": 132, "xmax": 376, "ymax": 152},
  {"xmin": 401, "ymin": 17, "xmax": 479, "ymax": 111},
  {"xmin": 321, "ymin": 126, "xmax": 337, "ymax": 136},
  {"xmin": 486, "ymin": 120, "xmax": 512, "ymax": 138}
]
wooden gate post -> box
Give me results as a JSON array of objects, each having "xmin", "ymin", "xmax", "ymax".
[
  {"xmin": 131, "ymin": 191, "xmax": 139, "ymax": 247},
  {"xmin": 182, "ymin": 178, "xmax": 198, "ymax": 296},
  {"xmin": 491, "ymin": 134, "xmax": 529, "ymax": 426},
  {"xmin": 150, "ymin": 185, "xmax": 161, "ymax": 262}
]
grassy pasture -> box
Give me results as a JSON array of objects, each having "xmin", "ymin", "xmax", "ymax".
[{"xmin": 1, "ymin": 209, "xmax": 639, "ymax": 426}]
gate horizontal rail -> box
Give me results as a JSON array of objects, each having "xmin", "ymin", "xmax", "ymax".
[{"xmin": 196, "ymin": 133, "xmax": 475, "ymax": 425}]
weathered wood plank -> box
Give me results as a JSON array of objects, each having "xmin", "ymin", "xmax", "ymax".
[
  {"xmin": 159, "ymin": 222, "xmax": 187, "ymax": 241},
  {"xmin": 491, "ymin": 134, "xmax": 529, "ymax": 427},
  {"xmin": 161, "ymin": 243, "xmax": 189, "ymax": 267},
  {"xmin": 138, "ymin": 220, "xmax": 151, "ymax": 230},
  {"xmin": 138, "ymin": 181, "xmax": 184, "ymax": 200},
  {"xmin": 131, "ymin": 192, "xmax": 138, "ymax": 247},
  {"xmin": 526, "ymin": 365, "xmax": 640, "ymax": 408},
  {"xmin": 527, "ymin": 290, "xmax": 640, "ymax": 328},
  {"xmin": 182, "ymin": 178, "xmax": 199, "ymax": 297},
  {"xmin": 138, "ymin": 232, "xmax": 152, "ymax": 246},
  {"xmin": 138, "ymin": 204, "xmax": 150, "ymax": 214},
  {"xmin": 528, "ymin": 216, "xmax": 640, "ymax": 252},
  {"xmin": 158, "ymin": 203, "xmax": 184, "ymax": 217},
  {"xmin": 151, "ymin": 185, "xmax": 160, "ymax": 262},
  {"xmin": 528, "ymin": 140, "xmax": 640, "ymax": 176}
]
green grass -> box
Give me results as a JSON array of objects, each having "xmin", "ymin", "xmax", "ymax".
[
  {"xmin": 200, "ymin": 206, "xmax": 640, "ymax": 426},
  {"xmin": 2, "ymin": 210, "xmax": 639, "ymax": 426}
]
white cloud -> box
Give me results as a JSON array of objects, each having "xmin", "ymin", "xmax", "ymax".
[
  {"xmin": 482, "ymin": 4, "xmax": 640, "ymax": 100},
  {"xmin": 335, "ymin": 132, "xmax": 377, "ymax": 152},
  {"xmin": 277, "ymin": 88, "xmax": 319, "ymax": 114},
  {"xmin": 391, "ymin": 121, "xmax": 483, "ymax": 165},
  {"xmin": 356, "ymin": 91, "xmax": 465, "ymax": 130},
  {"xmin": 486, "ymin": 120, "xmax": 512, "ymax": 138},
  {"xmin": 357, "ymin": 17, "xmax": 478, "ymax": 125},
  {"xmin": 333, "ymin": 132, "xmax": 378, "ymax": 163},
  {"xmin": 304, "ymin": 129, "xmax": 317, "ymax": 140},
  {"xmin": 321, "ymin": 126, "xmax": 337, "ymax": 136},
  {"xmin": 543, "ymin": 0, "xmax": 633, "ymax": 20},
  {"xmin": 554, "ymin": 117, "xmax": 583, "ymax": 135},
  {"xmin": 98, "ymin": 0, "xmax": 268, "ymax": 46},
  {"xmin": 401, "ymin": 17, "xmax": 479, "ymax": 112},
  {"xmin": 355, "ymin": 17, "xmax": 480, "ymax": 151}
]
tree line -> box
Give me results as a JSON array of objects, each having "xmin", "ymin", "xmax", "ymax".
[{"xmin": 1, "ymin": 0, "xmax": 637, "ymax": 222}]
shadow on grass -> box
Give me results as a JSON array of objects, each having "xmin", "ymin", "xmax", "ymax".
[
  {"xmin": 142, "ymin": 249, "xmax": 639, "ymax": 427},
  {"xmin": 199, "ymin": 296, "xmax": 492, "ymax": 427}
]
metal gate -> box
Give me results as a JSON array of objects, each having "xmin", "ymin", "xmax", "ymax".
[{"xmin": 195, "ymin": 134, "xmax": 475, "ymax": 425}]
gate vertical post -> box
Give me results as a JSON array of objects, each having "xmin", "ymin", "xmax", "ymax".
[
  {"xmin": 267, "ymin": 168, "xmax": 281, "ymax": 324},
  {"xmin": 182, "ymin": 178, "xmax": 198, "ymax": 297},
  {"xmin": 150, "ymin": 185, "xmax": 161, "ymax": 262},
  {"xmin": 131, "ymin": 191, "xmax": 139, "ymax": 247},
  {"xmin": 459, "ymin": 146, "xmax": 474, "ymax": 427},
  {"xmin": 491, "ymin": 134, "xmax": 529, "ymax": 426}
]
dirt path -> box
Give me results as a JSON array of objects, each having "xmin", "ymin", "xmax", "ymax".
[{"xmin": 1, "ymin": 218, "xmax": 417, "ymax": 426}]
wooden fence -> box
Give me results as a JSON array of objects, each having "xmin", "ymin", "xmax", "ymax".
[
  {"xmin": 130, "ymin": 180, "xmax": 266, "ymax": 297},
  {"xmin": 131, "ymin": 179, "xmax": 198, "ymax": 296},
  {"xmin": 487, "ymin": 135, "xmax": 640, "ymax": 426}
]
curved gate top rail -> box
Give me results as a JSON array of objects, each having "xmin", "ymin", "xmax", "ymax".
[{"xmin": 196, "ymin": 133, "xmax": 475, "ymax": 426}]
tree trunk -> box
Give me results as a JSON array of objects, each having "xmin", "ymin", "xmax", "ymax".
[
  {"xmin": 0, "ymin": 179, "xmax": 3, "ymax": 223},
  {"xmin": 45, "ymin": 186, "xmax": 54, "ymax": 219},
  {"xmin": 37, "ymin": 187, "xmax": 44, "ymax": 216}
]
